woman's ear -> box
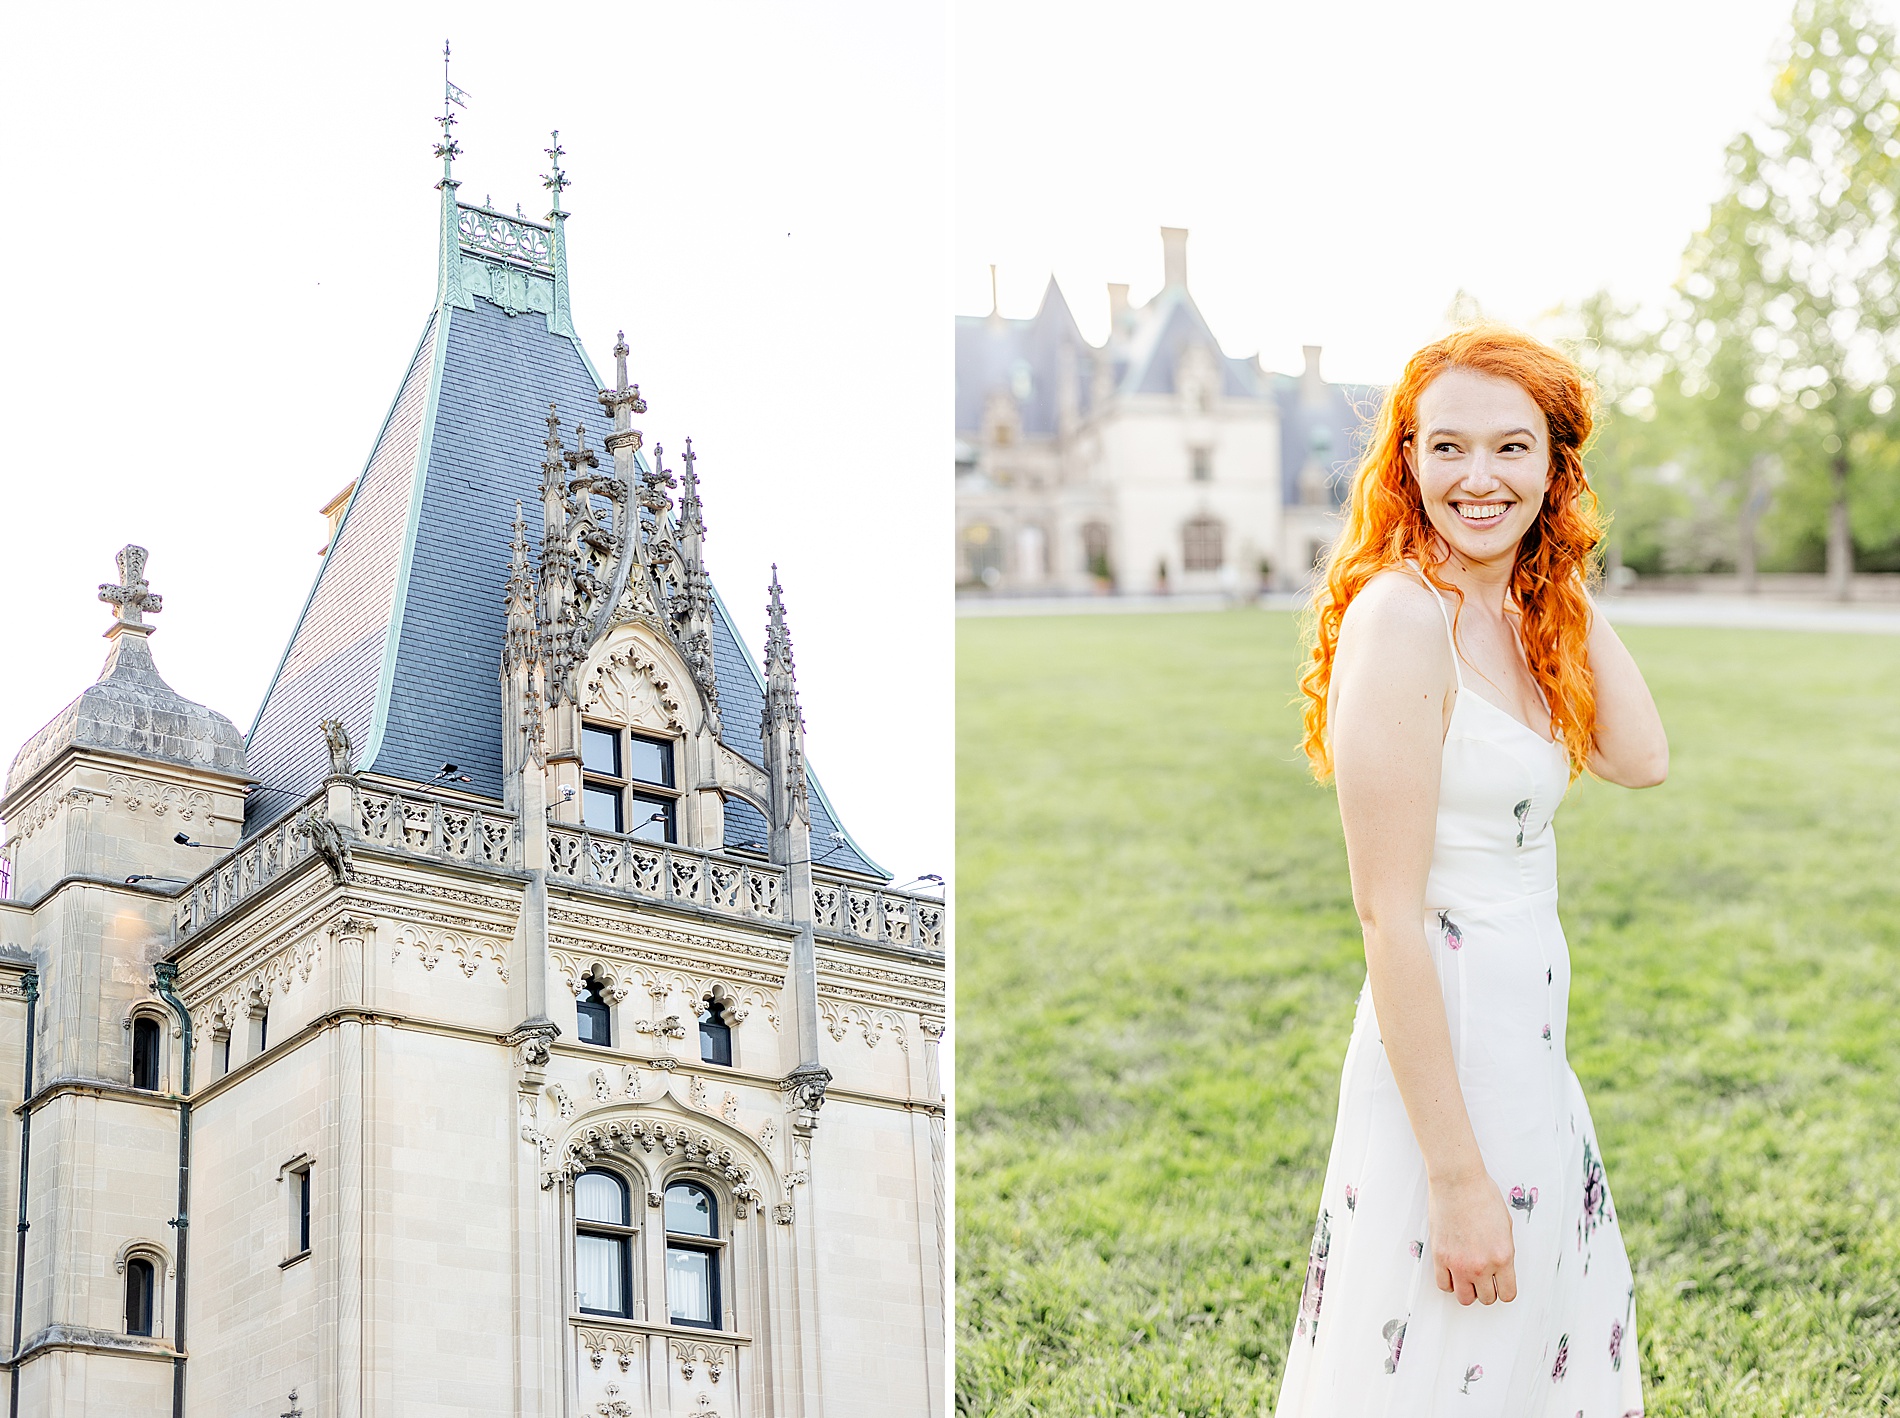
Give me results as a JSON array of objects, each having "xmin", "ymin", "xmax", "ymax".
[{"xmin": 1400, "ymin": 432, "xmax": 1417, "ymax": 481}]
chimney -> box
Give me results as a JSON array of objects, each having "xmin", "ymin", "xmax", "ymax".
[
  {"xmin": 1107, "ymin": 282, "xmax": 1130, "ymax": 335},
  {"xmin": 1161, "ymin": 227, "xmax": 1189, "ymax": 291},
  {"xmin": 1301, "ymin": 345, "xmax": 1325, "ymax": 407}
]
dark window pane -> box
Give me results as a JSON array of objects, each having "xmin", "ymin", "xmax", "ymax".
[
  {"xmin": 629, "ymin": 794, "xmax": 674, "ymax": 844},
  {"xmin": 297, "ymin": 1169, "xmax": 311, "ymax": 1253},
  {"xmin": 664, "ymin": 1183, "xmax": 716, "ymax": 1238},
  {"xmin": 627, "ymin": 735, "xmax": 673, "ymax": 787},
  {"xmin": 577, "ymin": 1233, "xmax": 628, "ymax": 1315},
  {"xmin": 125, "ymin": 1258, "xmax": 154, "ymax": 1335},
  {"xmin": 577, "ymin": 996, "xmax": 611, "ymax": 1046},
  {"xmin": 575, "ymin": 1171, "xmax": 628, "ymax": 1225},
  {"xmin": 666, "ymin": 1245, "xmax": 715, "ymax": 1326},
  {"xmin": 699, "ymin": 1003, "xmax": 732, "ymax": 1067},
  {"xmin": 583, "ymin": 786, "xmax": 623, "ymax": 833},
  {"xmin": 581, "ymin": 725, "xmax": 621, "ymax": 776},
  {"xmin": 132, "ymin": 1017, "xmax": 161, "ymax": 1091},
  {"xmin": 258, "ymin": 1009, "xmax": 268, "ymax": 1054}
]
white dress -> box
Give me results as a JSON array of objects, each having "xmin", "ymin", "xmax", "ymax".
[{"xmin": 1275, "ymin": 585, "xmax": 1643, "ymax": 1417}]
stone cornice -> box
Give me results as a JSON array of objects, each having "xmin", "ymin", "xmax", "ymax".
[{"xmin": 6, "ymin": 1322, "xmax": 180, "ymax": 1367}]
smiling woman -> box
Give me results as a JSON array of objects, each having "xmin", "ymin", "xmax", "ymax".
[{"xmin": 1276, "ymin": 325, "xmax": 1667, "ymax": 1414}]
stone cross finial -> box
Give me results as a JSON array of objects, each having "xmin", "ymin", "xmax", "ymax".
[{"xmin": 99, "ymin": 545, "xmax": 163, "ymax": 632}]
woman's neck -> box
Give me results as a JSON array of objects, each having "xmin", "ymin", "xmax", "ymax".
[{"xmin": 1422, "ymin": 539, "xmax": 1516, "ymax": 616}]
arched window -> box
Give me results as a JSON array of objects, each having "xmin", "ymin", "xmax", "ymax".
[
  {"xmin": 663, "ymin": 1181, "xmax": 723, "ymax": 1330},
  {"xmin": 575, "ymin": 1169, "xmax": 634, "ymax": 1318},
  {"xmin": 1182, "ymin": 517, "xmax": 1225, "ymax": 572},
  {"xmin": 131, "ymin": 1016, "xmax": 162, "ymax": 1091},
  {"xmin": 576, "ymin": 977, "xmax": 612, "ymax": 1047},
  {"xmin": 698, "ymin": 998, "xmax": 732, "ymax": 1067},
  {"xmin": 125, "ymin": 1257, "xmax": 156, "ymax": 1336}
]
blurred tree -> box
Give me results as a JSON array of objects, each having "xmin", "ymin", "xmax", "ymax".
[
  {"xmin": 1678, "ymin": 0, "xmax": 1900, "ymax": 598},
  {"xmin": 1566, "ymin": 292, "xmax": 1678, "ymax": 582}
]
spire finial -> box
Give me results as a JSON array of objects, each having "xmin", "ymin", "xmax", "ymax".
[
  {"xmin": 613, "ymin": 330, "xmax": 629, "ymax": 391},
  {"xmin": 433, "ymin": 40, "xmax": 467, "ymax": 184},
  {"xmin": 99, "ymin": 544, "xmax": 164, "ymax": 637},
  {"xmin": 543, "ymin": 130, "xmax": 569, "ymax": 216},
  {"xmin": 679, "ymin": 438, "xmax": 705, "ymax": 539}
]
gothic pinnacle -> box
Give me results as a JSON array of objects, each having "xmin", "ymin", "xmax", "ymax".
[
  {"xmin": 680, "ymin": 438, "xmax": 706, "ymax": 539},
  {"xmin": 543, "ymin": 130, "xmax": 569, "ymax": 216}
]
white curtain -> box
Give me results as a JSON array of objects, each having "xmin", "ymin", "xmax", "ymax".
[
  {"xmin": 577, "ymin": 1234, "xmax": 624, "ymax": 1314},
  {"xmin": 666, "ymin": 1247, "xmax": 713, "ymax": 1325}
]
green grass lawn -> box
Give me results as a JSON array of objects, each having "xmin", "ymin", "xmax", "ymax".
[{"xmin": 956, "ymin": 610, "xmax": 1900, "ymax": 1417}]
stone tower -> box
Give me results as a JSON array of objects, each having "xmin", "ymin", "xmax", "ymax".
[{"xmin": 0, "ymin": 100, "xmax": 944, "ymax": 1418}]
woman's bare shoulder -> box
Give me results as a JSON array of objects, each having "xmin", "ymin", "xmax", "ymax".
[{"xmin": 1339, "ymin": 569, "xmax": 1448, "ymax": 649}]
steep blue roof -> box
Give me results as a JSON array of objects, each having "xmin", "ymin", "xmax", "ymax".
[
  {"xmin": 953, "ymin": 277, "xmax": 1093, "ymax": 437},
  {"xmin": 245, "ymin": 229, "xmax": 884, "ymax": 878}
]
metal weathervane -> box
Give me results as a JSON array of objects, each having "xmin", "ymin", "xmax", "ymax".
[
  {"xmin": 543, "ymin": 131, "xmax": 569, "ymax": 216},
  {"xmin": 434, "ymin": 39, "xmax": 468, "ymax": 178}
]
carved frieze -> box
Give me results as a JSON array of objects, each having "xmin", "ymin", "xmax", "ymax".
[
  {"xmin": 105, "ymin": 773, "xmax": 214, "ymax": 821},
  {"xmin": 390, "ymin": 922, "xmax": 509, "ymax": 981},
  {"xmin": 582, "ymin": 642, "xmax": 683, "ymax": 732}
]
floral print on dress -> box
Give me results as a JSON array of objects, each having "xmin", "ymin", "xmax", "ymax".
[
  {"xmin": 1345, "ymin": 1185, "xmax": 1358, "ymax": 1213},
  {"xmin": 1438, "ymin": 910, "xmax": 1464, "ymax": 950},
  {"xmin": 1460, "ymin": 1364, "xmax": 1483, "ymax": 1394},
  {"xmin": 1510, "ymin": 1184, "xmax": 1539, "ymax": 1220},
  {"xmin": 1409, "ymin": 1239, "xmax": 1424, "ymax": 1260},
  {"xmin": 1610, "ymin": 1318, "xmax": 1624, "ymax": 1371},
  {"xmin": 1513, "ymin": 798, "xmax": 1532, "ymax": 846},
  {"xmin": 1551, "ymin": 1332, "xmax": 1569, "ymax": 1380},
  {"xmin": 1382, "ymin": 1318, "xmax": 1406, "ymax": 1374},
  {"xmin": 1579, "ymin": 1140, "xmax": 1614, "ymax": 1274},
  {"xmin": 1297, "ymin": 1208, "xmax": 1330, "ymax": 1344}
]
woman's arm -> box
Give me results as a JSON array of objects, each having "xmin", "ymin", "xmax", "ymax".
[
  {"xmin": 1330, "ymin": 577, "xmax": 1517, "ymax": 1306},
  {"xmin": 1583, "ymin": 601, "xmax": 1668, "ymax": 788}
]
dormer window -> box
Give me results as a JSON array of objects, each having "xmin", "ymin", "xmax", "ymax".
[{"xmin": 581, "ymin": 723, "xmax": 678, "ymax": 843}]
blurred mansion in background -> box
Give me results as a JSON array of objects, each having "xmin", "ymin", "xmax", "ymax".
[
  {"xmin": 0, "ymin": 121, "xmax": 944, "ymax": 1417},
  {"xmin": 956, "ymin": 228, "xmax": 1372, "ymax": 595}
]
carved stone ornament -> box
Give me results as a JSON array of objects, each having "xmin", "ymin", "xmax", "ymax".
[
  {"xmin": 319, "ymin": 717, "xmax": 357, "ymax": 779},
  {"xmin": 672, "ymin": 1340, "xmax": 726, "ymax": 1383},
  {"xmin": 546, "ymin": 1118, "xmax": 763, "ymax": 1211},
  {"xmin": 780, "ymin": 1062, "xmax": 831, "ymax": 1132},
  {"xmin": 296, "ymin": 811, "xmax": 354, "ymax": 885},
  {"xmin": 581, "ymin": 641, "xmax": 683, "ymax": 732}
]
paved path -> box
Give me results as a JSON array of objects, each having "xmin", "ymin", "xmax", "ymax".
[{"xmin": 958, "ymin": 592, "xmax": 1900, "ymax": 635}]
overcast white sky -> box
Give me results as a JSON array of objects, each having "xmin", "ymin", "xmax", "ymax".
[
  {"xmin": 0, "ymin": 4, "xmax": 950, "ymax": 885},
  {"xmin": 956, "ymin": 0, "xmax": 1864, "ymax": 385}
]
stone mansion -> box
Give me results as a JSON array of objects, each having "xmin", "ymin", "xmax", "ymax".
[
  {"xmin": 0, "ymin": 115, "xmax": 945, "ymax": 1417},
  {"xmin": 955, "ymin": 228, "xmax": 1373, "ymax": 595}
]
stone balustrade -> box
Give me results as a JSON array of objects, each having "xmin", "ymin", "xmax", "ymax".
[
  {"xmin": 812, "ymin": 874, "xmax": 945, "ymax": 954},
  {"xmin": 546, "ymin": 823, "xmax": 788, "ymax": 924}
]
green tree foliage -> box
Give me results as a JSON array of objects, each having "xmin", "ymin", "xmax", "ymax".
[{"xmin": 1677, "ymin": 0, "xmax": 1900, "ymax": 594}]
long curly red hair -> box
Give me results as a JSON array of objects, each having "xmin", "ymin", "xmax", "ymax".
[{"xmin": 1299, "ymin": 324, "xmax": 1604, "ymax": 781}]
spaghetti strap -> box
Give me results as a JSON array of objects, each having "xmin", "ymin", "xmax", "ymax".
[{"xmin": 1409, "ymin": 564, "xmax": 1465, "ymax": 690}]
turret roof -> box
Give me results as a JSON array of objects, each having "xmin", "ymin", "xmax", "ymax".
[
  {"xmin": 6, "ymin": 548, "xmax": 249, "ymax": 805},
  {"xmin": 242, "ymin": 175, "xmax": 883, "ymax": 878}
]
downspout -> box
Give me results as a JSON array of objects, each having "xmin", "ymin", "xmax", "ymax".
[
  {"xmin": 6, "ymin": 968, "xmax": 37, "ymax": 1418},
  {"xmin": 152, "ymin": 962, "xmax": 191, "ymax": 1418}
]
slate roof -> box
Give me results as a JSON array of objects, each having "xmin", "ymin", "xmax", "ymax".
[
  {"xmin": 953, "ymin": 278, "xmax": 1092, "ymax": 437},
  {"xmin": 6, "ymin": 628, "xmax": 249, "ymax": 803},
  {"xmin": 955, "ymin": 262, "xmax": 1372, "ymax": 488},
  {"xmin": 245, "ymin": 258, "xmax": 884, "ymax": 879},
  {"xmin": 1272, "ymin": 375, "xmax": 1381, "ymax": 508}
]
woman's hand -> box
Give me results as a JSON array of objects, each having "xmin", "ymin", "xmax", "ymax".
[{"xmin": 1429, "ymin": 1169, "xmax": 1518, "ymax": 1305}]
